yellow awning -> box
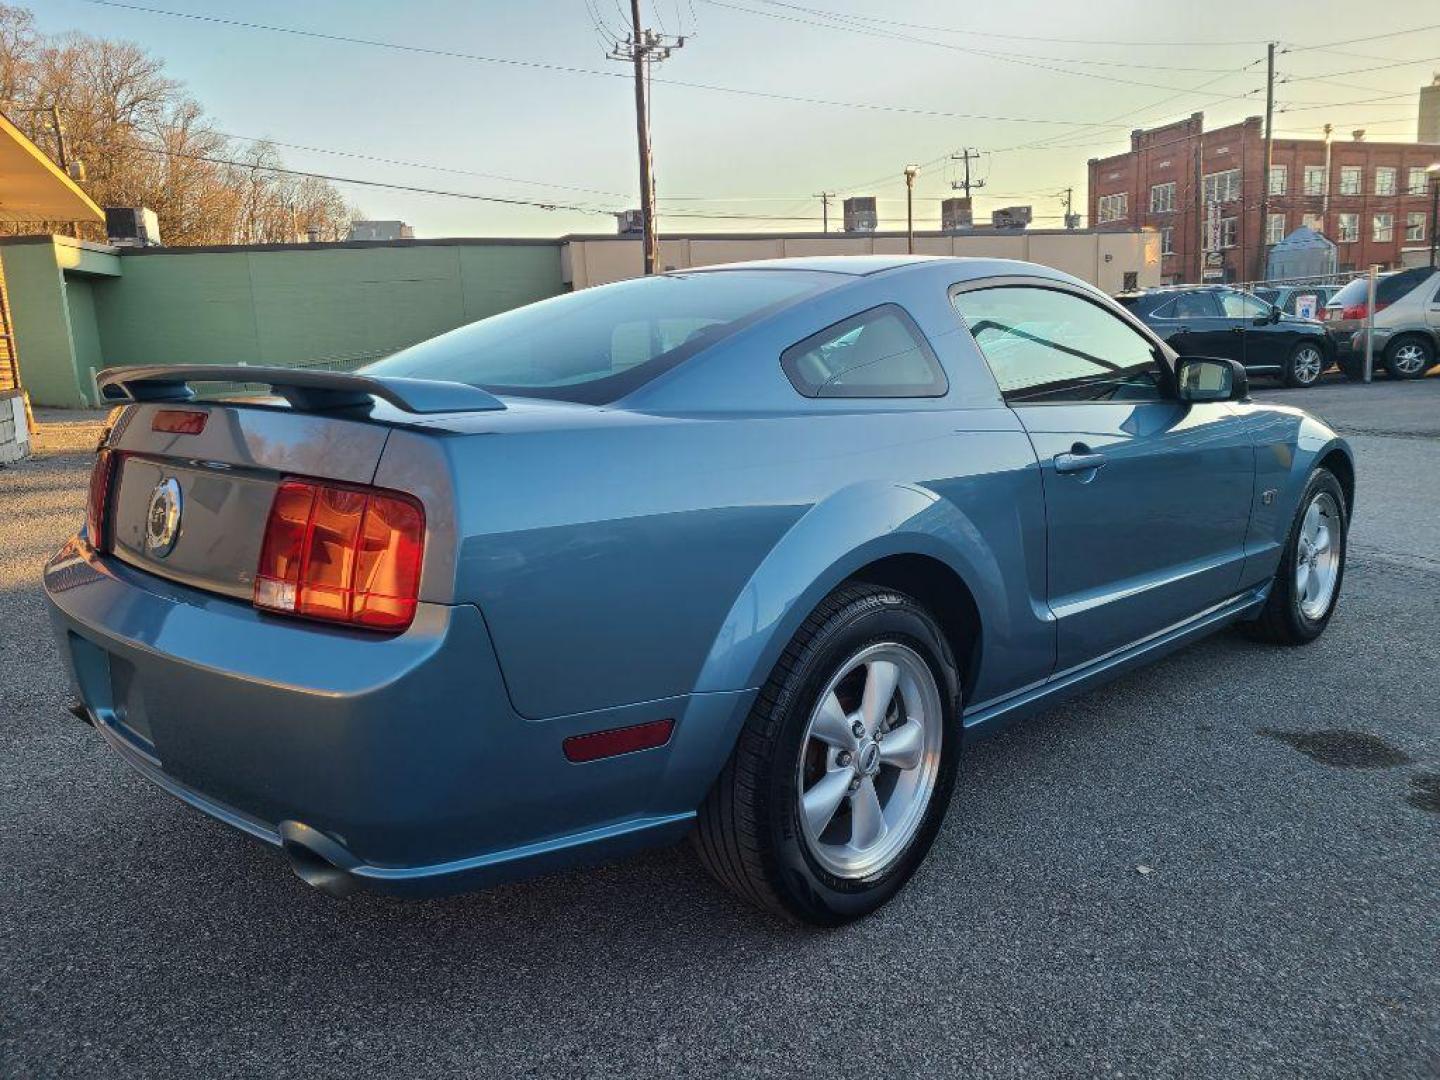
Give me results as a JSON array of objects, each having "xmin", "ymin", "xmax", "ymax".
[{"xmin": 0, "ymin": 109, "xmax": 103, "ymax": 223}]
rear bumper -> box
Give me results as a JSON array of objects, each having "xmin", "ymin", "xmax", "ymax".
[{"xmin": 44, "ymin": 539, "xmax": 749, "ymax": 896}]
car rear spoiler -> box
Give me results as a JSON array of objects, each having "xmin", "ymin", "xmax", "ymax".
[{"xmin": 96, "ymin": 365, "xmax": 507, "ymax": 414}]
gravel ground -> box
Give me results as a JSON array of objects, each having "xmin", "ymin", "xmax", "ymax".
[{"xmin": 1, "ymin": 387, "xmax": 1437, "ymax": 1079}]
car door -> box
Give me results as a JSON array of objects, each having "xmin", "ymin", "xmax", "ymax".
[
  {"xmin": 951, "ymin": 281, "xmax": 1256, "ymax": 672},
  {"xmin": 1219, "ymin": 289, "xmax": 1284, "ymax": 373},
  {"xmin": 1157, "ymin": 290, "xmax": 1236, "ymax": 360}
]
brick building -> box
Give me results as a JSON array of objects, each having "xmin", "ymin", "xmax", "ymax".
[{"xmin": 1088, "ymin": 112, "xmax": 1440, "ymax": 284}]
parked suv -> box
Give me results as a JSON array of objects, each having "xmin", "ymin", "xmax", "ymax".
[
  {"xmin": 1323, "ymin": 267, "xmax": 1440, "ymax": 380},
  {"xmin": 1116, "ymin": 285, "xmax": 1334, "ymax": 387}
]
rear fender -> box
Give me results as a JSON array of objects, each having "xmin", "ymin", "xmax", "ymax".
[{"xmin": 691, "ymin": 479, "xmax": 1005, "ymax": 701}]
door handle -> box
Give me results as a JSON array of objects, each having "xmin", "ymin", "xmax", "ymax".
[
  {"xmin": 1054, "ymin": 447, "xmax": 1107, "ymax": 474},
  {"xmin": 1176, "ymin": 325, "xmax": 1190, "ymax": 334},
  {"xmin": 1231, "ymin": 326, "xmax": 1245, "ymax": 333}
]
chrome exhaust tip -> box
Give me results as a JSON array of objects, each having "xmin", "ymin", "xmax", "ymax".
[{"xmin": 278, "ymin": 820, "xmax": 359, "ymax": 898}]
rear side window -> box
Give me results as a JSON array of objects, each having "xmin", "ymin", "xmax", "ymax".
[
  {"xmin": 780, "ymin": 305, "xmax": 947, "ymax": 398},
  {"xmin": 953, "ymin": 284, "xmax": 1163, "ymax": 404},
  {"xmin": 1152, "ymin": 292, "xmax": 1221, "ymax": 319}
]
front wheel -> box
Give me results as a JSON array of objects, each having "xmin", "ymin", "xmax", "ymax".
[
  {"xmin": 1245, "ymin": 468, "xmax": 1347, "ymax": 645},
  {"xmin": 1284, "ymin": 341, "xmax": 1327, "ymax": 388},
  {"xmin": 693, "ymin": 584, "xmax": 961, "ymax": 925}
]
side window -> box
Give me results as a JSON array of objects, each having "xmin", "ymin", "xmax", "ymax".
[
  {"xmin": 951, "ymin": 285, "xmax": 1165, "ymax": 404},
  {"xmin": 1219, "ymin": 291, "xmax": 1270, "ymax": 319},
  {"xmin": 1173, "ymin": 292, "xmax": 1220, "ymax": 319},
  {"xmin": 780, "ymin": 305, "xmax": 947, "ymax": 398}
]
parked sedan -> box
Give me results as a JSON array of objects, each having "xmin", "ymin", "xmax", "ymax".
[
  {"xmin": 48, "ymin": 256, "xmax": 1353, "ymax": 925},
  {"xmin": 1117, "ymin": 285, "xmax": 1333, "ymax": 387}
]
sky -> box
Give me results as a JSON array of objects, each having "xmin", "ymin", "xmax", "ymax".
[{"xmin": 32, "ymin": 0, "xmax": 1440, "ymax": 237}]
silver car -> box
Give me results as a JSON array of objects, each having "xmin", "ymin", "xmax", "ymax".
[{"xmin": 1323, "ymin": 267, "xmax": 1440, "ymax": 380}]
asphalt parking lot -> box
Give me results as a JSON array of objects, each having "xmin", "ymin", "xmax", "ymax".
[{"xmin": 2, "ymin": 381, "xmax": 1437, "ymax": 1079}]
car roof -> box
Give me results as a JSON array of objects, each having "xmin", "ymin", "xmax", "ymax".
[{"xmin": 678, "ymin": 254, "xmax": 1087, "ymax": 287}]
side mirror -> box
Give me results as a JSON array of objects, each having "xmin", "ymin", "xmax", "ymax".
[
  {"xmin": 1176, "ymin": 356, "xmax": 1248, "ymax": 403},
  {"xmin": 1270, "ymin": 306, "xmax": 1283, "ymax": 323}
]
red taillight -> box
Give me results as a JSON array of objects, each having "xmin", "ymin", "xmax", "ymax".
[
  {"xmin": 254, "ymin": 479, "xmax": 425, "ymax": 632},
  {"xmin": 562, "ymin": 719, "xmax": 675, "ymax": 763},
  {"xmin": 151, "ymin": 409, "xmax": 208, "ymax": 435},
  {"xmin": 85, "ymin": 449, "xmax": 116, "ymax": 552},
  {"xmin": 1339, "ymin": 301, "xmax": 1392, "ymax": 321}
]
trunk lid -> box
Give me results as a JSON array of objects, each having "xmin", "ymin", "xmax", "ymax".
[{"xmin": 105, "ymin": 401, "xmax": 393, "ymax": 600}]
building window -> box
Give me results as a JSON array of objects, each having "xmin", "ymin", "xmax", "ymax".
[
  {"xmin": 1220, "ymin": 217, "xmax": 1238, "ymax": 249},
  {"xmin": 1266, "ymin": 213, "xmax": 1287, "ymax": 245},
  {"xmin": 1409, "ymin": 167, "xmax": 1431, "ymax": 196},
  {"xmin": 1373, "ymin": 213, "xmax": 1394, "ymax": 242},
  {"xmin": 1407, "ymin": 212, "xmax": 1427, "ymax": 242},
  {"xmin": 1375, "ymin": 167, "xmax": 1397, "ymax": 197},
  {"xmin": 1097, "ymin": 193, "xmax": 1128, "ymax": 224},
  {"xmin": 1149, "ymin": 182, "xmax": 1176, "ymax": 213},
  {"xmin": 1203, "ymin": 169, "xmax": 1242, "ymax": 204},
  {"xmin": 1338, "ymin": 213, "xmax": 1359, "ymax": 242},
  {"xmin": 1303, "ymin": 165, "xmax": 1327, "ymax": 196},
  {"xmin": 1303, "ymin": 212, "xmax": 1324, "ymax": 233},
  {"xmin": 1268, "ymin": 166, "xmax": 1288, "ymax": 195},
  {"xmin": 1160, "ymin": 226, "xmax": 1174, "ymax": 254},
  {"xmin": 1339, "ymin": 166, "xmax": 1363, "ymax": 196}
]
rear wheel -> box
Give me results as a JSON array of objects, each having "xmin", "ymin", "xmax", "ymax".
[
  {"xmin": 1384, "ymin": 336, "xmax": 1434, "ymax": 380},
  {"xmin": 1284, "ymin": 341, "xmax": 1326, "ymax": 388},
  {"xmin": 1246, "ymin": 469, "xmax": 1347, "ymax": 645},
  {"xmin": 693, "ymin": 584, "xmax": 961, "ymax": 925},
  {"xmin": 1337, "ymin": 355, "xmax": 1366, "ymax": 381}
]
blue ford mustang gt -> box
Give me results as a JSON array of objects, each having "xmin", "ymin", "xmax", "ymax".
[{"xmin": 46, "ymin": 256, "xmax": 1353, "ymax": 925}]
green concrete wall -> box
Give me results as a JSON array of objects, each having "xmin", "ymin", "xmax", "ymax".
[
  {"xmin": 93, "ymin": 242, "xmax": 564, "ymax": 371},
  {"xmin": 1, "ymin": 238, "xmax": 565, "ymax": 407}
]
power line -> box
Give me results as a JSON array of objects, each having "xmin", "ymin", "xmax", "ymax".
[
  {"xmin": 74, "ymin": 0, "xmax": 1150, "ymax": 131},
  {"xmin": 1284, "ymin": 54, "xmax": 1440, "ymax": 82},
  {"xmin": 698, "ymin": 0, "xmax": 1266, "ymax": 93},
  {"xmin": 1283, "ymin": 23, "xmax": 1440, "ymax": 53},
  {"xmin": 128, "ymin": 142, "xmax": 831, "ymax": 222},
  {"xmin": 743, "ymin": 0, "xmax": 1275, "ymax": 47}
]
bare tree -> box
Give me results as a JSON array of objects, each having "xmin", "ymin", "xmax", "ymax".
[{"xmin": 0, "ymin": 8, "xmax": 356, "ymax": 245}]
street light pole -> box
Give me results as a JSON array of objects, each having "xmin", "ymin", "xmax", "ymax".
[{"xmin": 904, "ymin": 165, "xmax": 919, "ymax": 254}]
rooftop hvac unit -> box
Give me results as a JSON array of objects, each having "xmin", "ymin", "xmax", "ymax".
[
  {"xmin": 616, "ymin": 209, "xmax": 645, "ymax": 235},
  {"xmin": 843, "ymin": 196, "xmax": 877, "ymax": 233},
  {"xmin": 104, "ymin": 207, "xmax": 161, "ymax": 248},
  {"xmin": 941, "ymin": 197, "xmax": 973, "ymax": 231},
  {"xmin": 991, "ymin": 205, "xmax": 1033, "ymax": 230}
]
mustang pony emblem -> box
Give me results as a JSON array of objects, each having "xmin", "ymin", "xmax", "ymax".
[{"xmin": 144, "ymin": 477, "xmax": 182, "ymax": 557}]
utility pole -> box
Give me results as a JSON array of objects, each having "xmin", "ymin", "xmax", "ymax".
[
  {"xmin": 950, "ymin": 148, "xmax": 985, "ymax": 198},
  {"xmin": 814, "ymin": 191, "xmax": 835, "ymax": 233},
  {"xmin": 1256, "ymin": 41, "xmax": 1276, "ymax": 283},
  {"xmin": 607, "ymin": 5, "xmax": 684, "ymax": 275},
  {"xmin": 1059, "ymin": 187, "xmax": 1076, "ymax": 229},
  {"xmin": 904, "ymin": 165, "xmax": 920, "ymax": 254}
]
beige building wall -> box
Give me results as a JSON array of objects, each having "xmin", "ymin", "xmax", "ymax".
[{"xmin": 563, "ymin": 229, "xmax": 1160, "ymax": 292}]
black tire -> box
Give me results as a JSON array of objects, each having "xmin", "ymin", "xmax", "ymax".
[
  {"xmin": 692, "ymin": 583, "xmax": 962, "ymax": 926},
  {"xmin": 1283, "ymin": 341, "xmax": 1327, "ymax": 388},
  {"xmin": 1383, "ymin": 335, "xmax": 1435, "ymax": 381},
  {"xmin": 1245, "ymin": 468, "xmax": 1347, "ymax": 645},
  {"xmin": 1337, "ymin": 355, "xmax": 1366, "ymax": 381}
]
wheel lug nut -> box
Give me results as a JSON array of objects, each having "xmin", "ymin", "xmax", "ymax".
[
  {"xmin": 836, "ymin": 751, "xmax": 852, "ymax": 766},
  {"xmin": 851, "ymin": 720, "xmax": 865, "ymax": 738},
  {"xmin": 849, "ymin": 778, "xmax": 861, "ymax": 791}
]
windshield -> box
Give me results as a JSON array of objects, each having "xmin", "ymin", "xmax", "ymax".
[{"xmin": 363, "ymin": 269, "xmax": 833, "ymax": 404}]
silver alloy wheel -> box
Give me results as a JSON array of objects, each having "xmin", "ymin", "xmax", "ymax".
[
  {"xmin": 1292, "ymin": 345, "xmax": 1324, "ymax": 385},
  {"xmin": 796, "ymin": 642, "xmax": 943, "ymax": 879},
  {"xmin": 1392, "ymin": 342, "xmax": 1429, "ymax": 375},
  {"xmin": 1295, "ymin": 491, "xmax": 1341, "ymax": 620}
]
